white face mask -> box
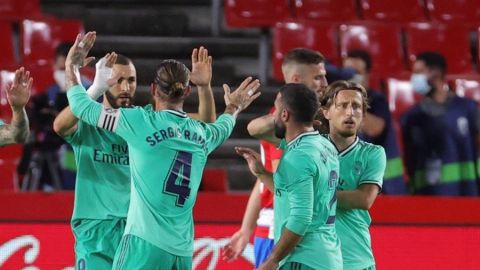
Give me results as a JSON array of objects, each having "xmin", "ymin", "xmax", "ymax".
[
  {"xmin": 54, "ymin": 69, "xmax": 66, "ymax": 92},
  {"xmin": 350, "ymin": 74, "xmax": 364, "ymax": 85},
  {"xmin": 410, "ymin": 73, "xmax": 430, "ymax": 95}
]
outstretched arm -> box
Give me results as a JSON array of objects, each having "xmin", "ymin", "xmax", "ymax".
[
  {"xmin": 247, "ymin": 114, "xmax": 281, "ymax": 146},
  {"xmin": 222, "ymin": 180, "xmax": 261, "ymax": 262},
  {"xmin": 189, "ymin": 46, "xmax": 216, "ymax": 123},
  {"xmin": 54, "ymin": 52, "xmax": 117, "ymax": 137},
  {"xmin": 235, "ymin": 146, "xmax": 274, "ymax": 191},
  {"xmin": 0, "ymin": 67, "xmax": 32, "ymax": 146}
]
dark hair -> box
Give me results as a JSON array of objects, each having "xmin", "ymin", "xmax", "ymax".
[
  {"xmin": 347, "ymin": 49, "xmax": 372, "ymax": 72},
  {"xmin": 55, "ymin": 42, "xmax": 73, "ymax": 58},
  {"xmin": 115, "ymin": 54, "xmax": 133, "ymax": 65},
  {"xmin": 282, "ymin": 48, "xmax": 325, "ymax": 67},
  {"xmin": 154, "ymin": 59, "xmax": 190, "ymax": 102},
  {"xmin": 279, "ymin": 83, "xmax": 319, "ymax": 124},
  {"xmin": 416, "ymin": 51, "xmax": 447, "ymax": 77}
]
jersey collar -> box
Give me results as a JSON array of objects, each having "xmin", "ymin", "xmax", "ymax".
[
  {"xmin": 328, "ymin": 135, "xmax": 359, "ymax": 157},
  {"xmin": 163, "ymin": 109, "xmax": 188, "ymax": 118},
  {"xmin": 287, "ymin": 130, "xmax": 319, "ymax": 147}
]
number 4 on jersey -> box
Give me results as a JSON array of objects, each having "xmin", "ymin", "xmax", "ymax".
[{"xmin": 163, "ymin": 151, "xmax": 192, "ymax": 207}]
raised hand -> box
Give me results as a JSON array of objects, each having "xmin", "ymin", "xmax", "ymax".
[
  {"xmin": 223, "ymin": 77, "xmax": 261, "ymax": 114},
  {"xmin": 190, "ymin": 46, "xmax": 212, "ymax": 87},
  {"xmin": 86, "ymin": 52, "xmax": 119, "ymax": 99},
  {"xmin": 65, "ymin": 31, "xmax": 96, "ymax": 69},
  {"xmin": 6, "ymin": 67, "xmax": 32, "ymax": 110},
  {"xmin": 235, "ymin": 147, "xmax": 266, "ymax": 177}
]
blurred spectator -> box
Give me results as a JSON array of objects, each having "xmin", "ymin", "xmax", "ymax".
[
  {"xmin": 343, "ymin": 50, "xmax": 407, "ymax": 194},
  {"xmin": 401, "ymin": 51, "xmax": 479, "ymax": 196},
  {"xmin": 18, "ymin": 43, "xmax": 91, "ymax": 191}
]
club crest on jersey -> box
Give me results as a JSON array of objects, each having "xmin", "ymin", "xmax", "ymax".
[
  {"xmin": 329, "ymin": 170, "xmax": 338, "ymax": 188},
  {"xmin": 353, "ymin": 161, "xmax": 363, "ymax": 176}
]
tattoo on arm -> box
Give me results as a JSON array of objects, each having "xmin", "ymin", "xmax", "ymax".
[
  {"xmin": 66, "ymin": 62, "xmax": 82, "ymax": 90},
  {"xmin": 0, "ymin": 108, "xmax": 29, "ymax": 146}
]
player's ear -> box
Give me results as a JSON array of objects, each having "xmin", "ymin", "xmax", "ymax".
[
  {"xmin": 322, "ymin": 107, "xmax": 331, "ymax": 121},
  {"xmin": 291, "ymin": 73, "xmax": 301, "ymax": 83},
  {"xmin": 281, "ymin": 109, "xmax": 289, "ymax": 122},
  {"xmin": 150, "ymin": 83, "xmax": 157, "ymax": 97},
  {"xmin": 183, "ymin": 85, "xmax": 192, "ymax": 98}
]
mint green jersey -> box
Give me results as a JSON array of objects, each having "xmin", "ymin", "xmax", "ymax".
[
  {"xmin": 65, "ymin": 120, "xmax": 130, "ymax": 221},
  {"xmin": 0, "ymin": 120, "xmax": 4, "ymax": 125},
  {"xmin": 332, "ymin": 136, "xmax": 386, "ymax": 270},
  {"xmin": 274, "ymin": 131, "xmax": 342, "ymax": 270},
  {"xmin": 67, "ymin": 85, "xmax": 235, "ymax": 257}
]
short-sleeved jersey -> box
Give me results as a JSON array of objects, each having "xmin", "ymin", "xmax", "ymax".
[
  {"xmin": 67, "ymin": 85, "xmax": 235, "ymax": 256},
  {"xmin": 328, "ymin": 135, "xmax": 386, "ymax": 269},
  {"xmin": 274, "ymin": 131, "xmax": 342, "ymax": 269},
  {"xmin": 65, "ymin": 120, "xmax": 130, "ymax": 221}
]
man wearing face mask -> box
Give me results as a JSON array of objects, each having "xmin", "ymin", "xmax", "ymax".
[
  {"xmin": 343, "ymin": 50, "xmax": 407, "ymax": 194},
  {"xmin": 402, "ymin": 51, "xmax": 479, "ymax": 196}
]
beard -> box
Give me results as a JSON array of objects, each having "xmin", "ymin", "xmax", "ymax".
[
  {"xmin": 274, "ymin": 119, "xmax": 286, "ymax": 139},
  {"xmin": 105, "ymin": 91, "xmax": 133, "ymax": 109},
  {"xmin": 337, "ymin": 129, "xmax": 356, "ymax": 138}
]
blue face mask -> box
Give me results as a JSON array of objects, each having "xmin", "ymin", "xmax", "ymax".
[{"xmin": 410, "ymin": 73, "xmax": 430, "ymax": 95}]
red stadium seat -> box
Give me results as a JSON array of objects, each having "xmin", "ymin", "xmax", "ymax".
[
  {"xmin": 405, "ymin": 23, "xmax": 474, "ymax": 74},
  {"xmin": 339, "ymin": 23, "xmax": 406, "ymax": 87},
  {"xmin": 201, "ymin": 169, "xmax": 228, "ymax": 192},
  {"xmin": 21, "ymin": 18, "xmax": 84, "ymax": 66},
  {"xmin": 385, "ymin": 75, "xmax": 422, "ymax": 121},
  {"xmin": 426, "ymin": 0, "xmax": 480, "ymax": 25},
  {"xmin": 272, "ymin": 21, "xmax": 339, "ymax": 81},
  {"xmin": 225, "ymin": 0, "xmax": 292, "ymax": 28},
  {"xmin": 0, "ymin": 0, "xmax": 41, "ymax": 19},
  {"xmin": 359, "ymin": 0, "xmax": 428, "ymax": 22},
  {"xmin": 0, "ymin": 22, "xmax": 16, "ymax": 67},
  {"xmin": 294, "ymin": 0, "xmax": 358, "ymax": 21},
  {"xmin": 449, "ymin": 74, "xmax": 480, "ymax": 105}
]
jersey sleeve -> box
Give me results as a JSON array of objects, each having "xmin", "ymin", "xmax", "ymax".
[
  {"xmin": 67, "ymin": 84, "xmax": 141, "ymax": 140},
  {"xmin": 63, "ymin": 119, "xmax": 85, "ymax": 145},
  {"xmin": 359, "ymin": 146, "xmax": 386, "ymax": 188},
  {"xmin": 204, "ymin": 113, "xmax": 235, "ymax": 154},
  {"xmin": 283, "ymin": 153, "xmax": 315, "ymax": 236}
]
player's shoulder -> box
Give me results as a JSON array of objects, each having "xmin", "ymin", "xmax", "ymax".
[
  {"xmin": 357, "ymin": 139, "xmax": 386, "ymax": 158},
  {"xmin": 291, "ymin": 132, "xmax": 336, "ymax": 159}
]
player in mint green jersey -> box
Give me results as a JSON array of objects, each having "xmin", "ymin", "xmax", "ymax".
[
  {"xmin": 320, "ymin": 80, "xmax": 386, "ymax": 270},
  {"xmin": 63, "ymin": 31, "xmax": 261, "ymax": 270},
  {"xmin": 0, "ymin": 67, "xmax": 31, "ymax": 146},
  {"xmin": 54, "ymin": 32, "xmax": 219, "ymax": 269},
  {"xmin": 236, "ymin": 83, "xmax": 342, "ymax": 270}
]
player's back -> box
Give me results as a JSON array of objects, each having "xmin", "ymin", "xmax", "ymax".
[
  {"xmin": 117, "ymin": 107, "xmax": 234, "ymax": 256},
  {"xmin": 274, "ymin": 131, "xmax": 342, "ymax": 269}
]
